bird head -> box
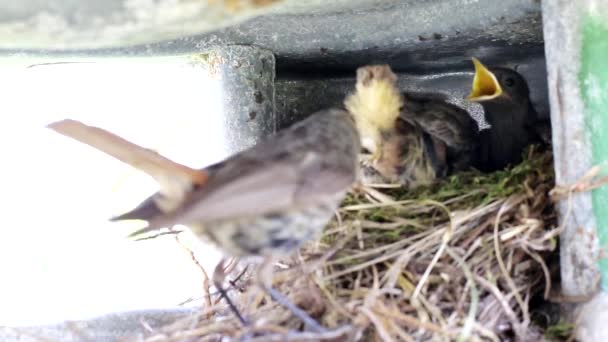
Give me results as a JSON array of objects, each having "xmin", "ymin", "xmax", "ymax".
[
  {"xmin": 344, "ymin": 65, "xmax": 403, "ymax": 159},
  {"xmin": 467, "ymin": 57, "xmax": 531, "ymax": 105}
]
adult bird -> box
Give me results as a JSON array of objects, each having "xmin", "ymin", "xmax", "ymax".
[
  {"xmin": 345, "ymin": 64, "xmax": 480, "ymax": 188},
  {"xmin": 467, "ymin": 57, "xmax": 550, "ymax": 172},
  {"xmin": 47, "ymin": 107, "xmax": 360, "ymax": 333}
]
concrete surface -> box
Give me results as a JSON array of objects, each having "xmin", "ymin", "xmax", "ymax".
[
  {"xmin": 542, "ymin": 0, "xmax": 601, "ymax": 298},
  {"xmin": 1, "ymin": 0, "xmax": 542, "ymax": 56},
  {"xmin": 209, "ymin": 45, "xmax": 276, "ymax": 153}
]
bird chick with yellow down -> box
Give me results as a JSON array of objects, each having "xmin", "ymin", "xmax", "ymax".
[
  {"xmin": 345, "ymin": 65, "xmax": 433, "ymax": 188},
  {"xmin": 344, "ymin": 65, "xmax": 403, "ymax": 161},
  {"xmin": 345, "ymin": 64, "xmax": 479, "ymax": 188}
]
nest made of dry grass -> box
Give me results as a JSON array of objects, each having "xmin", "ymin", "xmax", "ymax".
[{"xmin": 138, "ymin": 147, "xmax": 562, "ymax": 342}]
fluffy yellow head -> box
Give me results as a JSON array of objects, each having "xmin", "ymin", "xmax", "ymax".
[{"xmin": 344, "ymin": 65, "xmax": 403, "ymax": 155}]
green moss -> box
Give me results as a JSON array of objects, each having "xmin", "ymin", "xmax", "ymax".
[
  {"xmin": 544, "ymin": 321, "xmax": 575, "ymax": 340},
  {"xmin": 392, "ymin": 146, "xmax": 551, "ymax": 204},
  {"xmin": 341, "ymin": 146, "xmax": 553, "ymax": 245}
]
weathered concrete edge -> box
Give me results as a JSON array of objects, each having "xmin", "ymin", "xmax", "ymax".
[{"xmin": 542, "ymin": 0, "xmax": 600, "ymax": 297}]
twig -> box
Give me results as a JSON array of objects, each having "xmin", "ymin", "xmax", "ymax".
[
  {"xmin": 473, "ymin": 275, "xmax": 524, "ymax": 339},
  {"xmin": 134, "ymin": 230, "xmax": 183, "ymax": 241},
  {"xmin": 371, "ymin": 305, "xmax": 453, "ymax": 337},
  {"xmin": 550, "ymin": 165, "xmax": 608, "ymax": 201},
  {"xmin": 360, "ymin": 307, "xmax": 396, "ymax": 342},
  {"xmin": 446, "ymin": 247, "xmax": 479, "ymax": 342},
  {"xmin": 412, "ymin": 200, "xmax": 454, "ymax": 301},
  {"xmin": 174, "ymin": 235, "xmax": 213, "ymax": 312},
  {"xmin": 523, "ymin": 248, "xmax": 552, "ymax": 300},
  {"xmin": 492, "ymin": 196, "xmax": 530, "ymax": 337}
]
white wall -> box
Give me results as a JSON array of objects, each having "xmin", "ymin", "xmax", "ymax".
[{"xmin": 0, "ymin": 57, "xmax": 226, "ymax": 326}]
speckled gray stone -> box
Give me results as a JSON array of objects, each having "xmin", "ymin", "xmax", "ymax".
[{"xmin": 207, "ymin": 45, "xmax": 276, "ymax": 154}]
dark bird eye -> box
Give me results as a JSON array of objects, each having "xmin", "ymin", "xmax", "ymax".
[{"xmin": 504, "ymin": 77, "xmax": 515, "ymax": 87}]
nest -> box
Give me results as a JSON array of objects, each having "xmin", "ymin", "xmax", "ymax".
[{"xmin": 138, "ymin": 146, "xmax": 564, "ymax": 342}]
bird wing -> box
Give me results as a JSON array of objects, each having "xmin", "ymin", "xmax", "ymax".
[
  {"xmin": 164, "ymin": 155, "xmax": 347, "ymax": 224},
  {"xmin": 47, "ymin": 119, "xmax": 208, "ymax": 210},
  {"xmin": 121, "ymin": 109, "xmax": 360, "ymax": 232},
  {"xmin": 400, "ymin": 94, "xmax": 479, "ymax": 150}
]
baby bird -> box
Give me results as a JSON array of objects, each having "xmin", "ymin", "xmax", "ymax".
[
  {"xmin": 345, "ymin": 65, "xmax": 479, "ymax": 188},
  {"xmin": 467, "ymin": 57, "xmax": 549, "ymax": 172},
  {"xmin": 47, "ymin": 108, "xmax": 360, "ymax": 332},
  {"xmin": 343, "ymin": 64, "xmax": 403, "ymax": 163}
]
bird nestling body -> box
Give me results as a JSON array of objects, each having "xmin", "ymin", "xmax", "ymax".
[
  {"xmin": 467, "ymin": 57, "xmax": 550, "ymax": 172},
  {"xmin": 47, "ymin": 108, "xmax": 360, "ymax": 331},
  {"xmin": 345, "ymin": 65, "xmax": 479, "ymax": 188}
]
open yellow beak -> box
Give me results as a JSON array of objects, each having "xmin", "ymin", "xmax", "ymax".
[{"xmin": 467, "ymin": 57, "xmax": 502, "ymax": 102}]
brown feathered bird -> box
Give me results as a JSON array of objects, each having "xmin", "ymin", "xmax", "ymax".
[
  {"xmin": 467, "ymin": 57, "xmax": 549, "ymax": 172},
  {"xmin": 345, "ymin": 64, "xmax": 479, "ymax": 187},
  {"xmin": 47, "ymin": 108, "xmax": 360, "ymax": 332}
]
